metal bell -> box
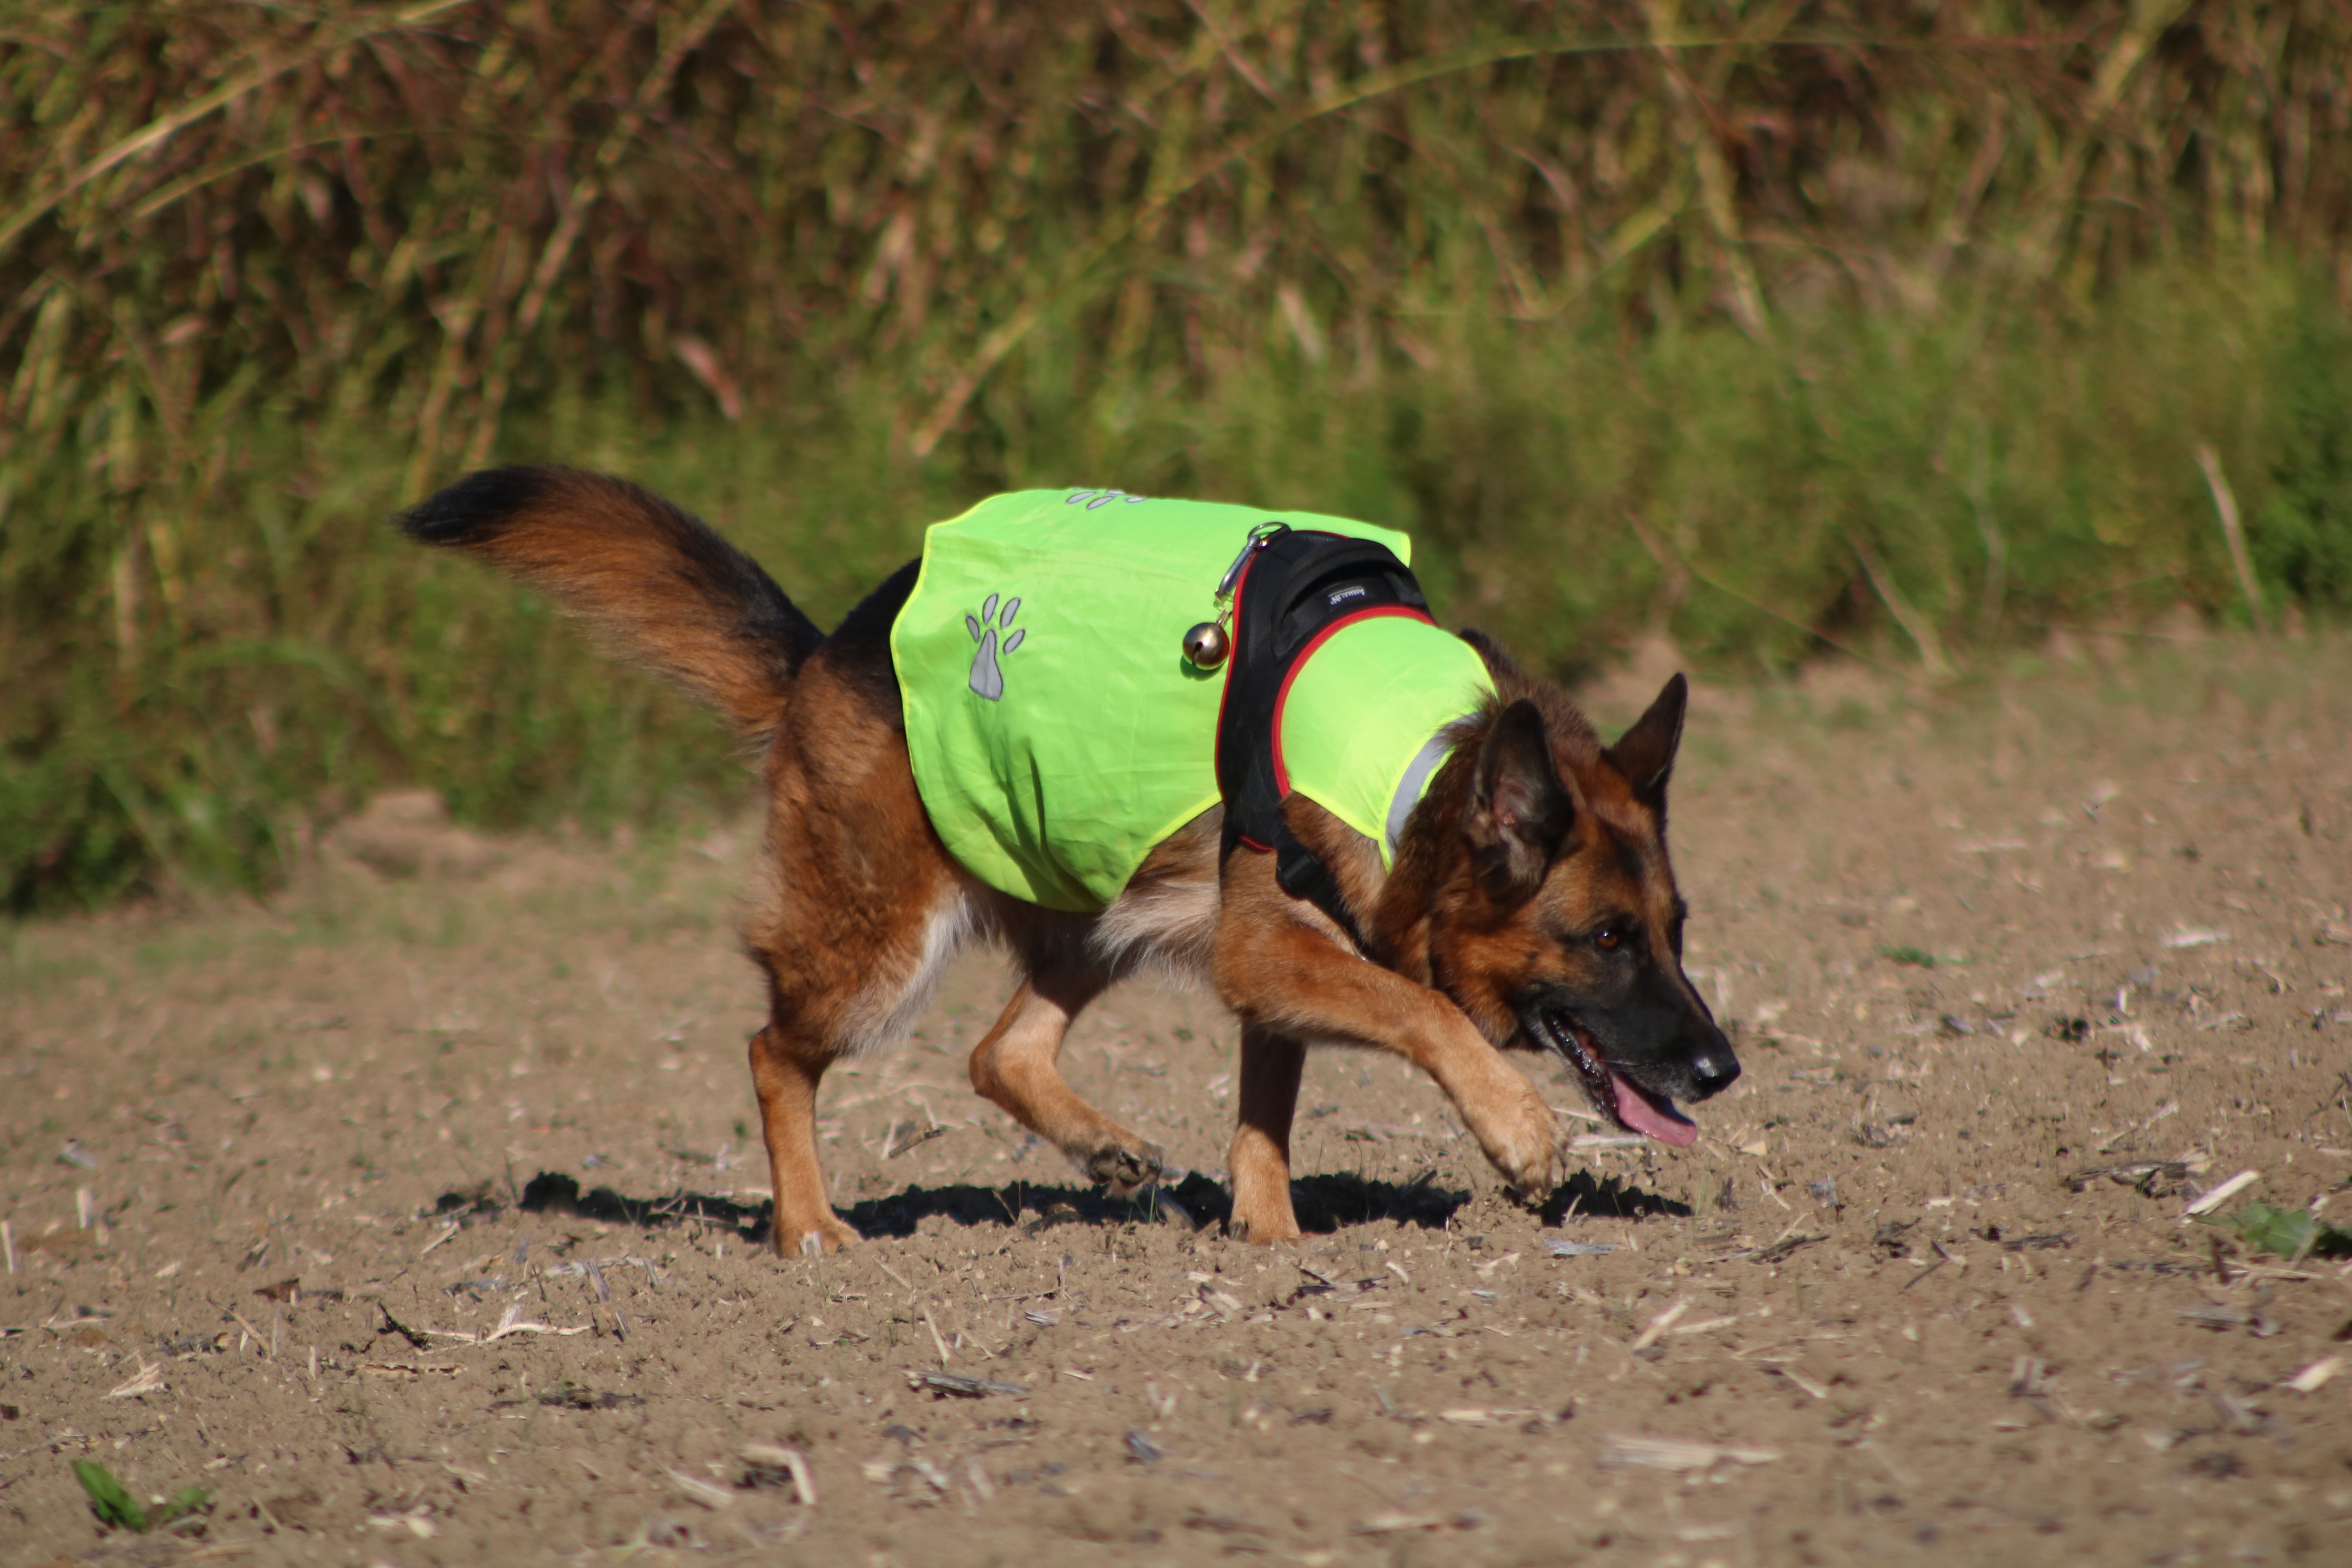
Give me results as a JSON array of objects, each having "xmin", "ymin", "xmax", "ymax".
[{"xmin": 1181, "ymin": 620, "xmax": 1231, "ymax": 669}]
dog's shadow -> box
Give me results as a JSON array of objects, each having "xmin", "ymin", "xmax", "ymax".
[
  {"xmin": 494, "ymin": 1166, "xmax": 1683, "ymax": 1247},
  {"xmin": 1540, "ymin": 1169, "xmax": 1692, "ymax": 1224},
  {"xmin": 495, "ymin": 1168, "xmax": 1479, "ymax": 1244},
  {"xmin": 840, "ymin": 1169, "xmax": 1473, "ymax": 1242},
  {"xmin": 499, "ymin": 1172, "xmax": 770, "ymax": 1232}
]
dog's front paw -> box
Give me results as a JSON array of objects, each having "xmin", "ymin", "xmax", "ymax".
[
  {"xmin": 1082, "ymin": 1138, "xmax": 1166, "ymax": 1199},
  {"xmin": 1229, "ymin": 1210, "xmax": 1303, "ymax": 1246},
  {"xmin": 1466, "ymin": 1073, "xmax": 1557, "ymax": 1198}
]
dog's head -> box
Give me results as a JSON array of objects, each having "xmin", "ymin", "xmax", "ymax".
[{"xmin": 1419, "ymin": 672, "xmax": 1739, "ymax": 1147}]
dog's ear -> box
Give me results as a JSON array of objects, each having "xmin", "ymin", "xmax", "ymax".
[
  {"xmin": 1465, "ymin": 699, "xmax": 1575, "ymax": 901},
  {"xmin": 1605, "ymin": 673, "xmax": 1687, "ymax": 813}
]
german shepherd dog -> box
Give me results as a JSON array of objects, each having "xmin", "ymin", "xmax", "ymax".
[{"xmin": 400, "ymin": 468, "xmax": 1740, "ymax": 1254}]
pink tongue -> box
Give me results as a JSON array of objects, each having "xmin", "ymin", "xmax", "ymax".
[{"xmin": 1610, "ymin": 1071, "xmax": 1698, "ymax": 1148}]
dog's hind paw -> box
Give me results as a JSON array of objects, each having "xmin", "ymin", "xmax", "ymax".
[
  {"xmin": 773, "ymin": 1213, "xmax": 862, "ymax": 1257},
  {"xmin": 1083, "ymin": 1140, "xmax": 1166, "ymax": 1199}
]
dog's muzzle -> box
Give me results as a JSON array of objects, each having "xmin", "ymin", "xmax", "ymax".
[{"xmin": 1528, "ymin": 1008, "xmax": 1705, "ymax": 1149}]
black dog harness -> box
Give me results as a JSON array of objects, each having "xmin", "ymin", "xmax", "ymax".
[{"xmin": 1212, "ymin": 526, "xmax": 1453, "ymax": 946}]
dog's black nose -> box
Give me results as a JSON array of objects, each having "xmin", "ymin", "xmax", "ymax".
[{"xmin": 1689, "ymin": 1047, "xmax": 1740, "ymax": 1097}]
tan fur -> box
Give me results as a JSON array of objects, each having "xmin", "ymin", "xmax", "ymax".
[
  {"xmin": 405, "ymin": 468, "xmax": 1712, "ymax": 1256},
  {"xmin": 419, "ymin": 469, "xmax": 806, "ymax": 740}
]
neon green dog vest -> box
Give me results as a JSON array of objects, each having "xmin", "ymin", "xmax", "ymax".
[{"xmin": 889, "ymin": 490, "xmax": 1495, "ymax": 912}]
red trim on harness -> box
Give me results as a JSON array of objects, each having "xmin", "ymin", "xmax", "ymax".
[{"xmin": 1269, "ymin": 604, "xmax": 1437, "ymax": 797}]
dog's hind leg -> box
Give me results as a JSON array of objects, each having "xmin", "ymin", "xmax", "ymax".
[
  {"xmin": 750, "ymin": 879, "xmax": 968, "ymax": 1256},
  {"xmin": 748, "ymin": 871, "xmax": 970, "ymax": 1255},
  {"xmin": 1227, "ymin": 1024, "xmax": 1307, "ymax": 1243},
  {"xmin": 749, "ymin": 1023, "xmax": 861, "ymax": 1256},
  {"xmin": 964, "ymin": 818, "xmax": 1216, "ymax": 1197},
  {"xmin": 967, "ymin": 966, "xmax": 1166, "ymax": 1197},
  {"xmin": 744, "ymin": 650, "xmax": 978, "ymax": 1255}
]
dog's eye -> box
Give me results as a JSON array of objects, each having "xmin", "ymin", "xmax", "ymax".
[{"xmin": 1595, "ymin": 926, "xmax": 1624, "ymax": 951}]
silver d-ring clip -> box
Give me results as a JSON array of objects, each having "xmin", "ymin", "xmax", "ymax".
[{"xmin": 1187, "ymin": 523, "xmax": 1288, "ymax": 670}]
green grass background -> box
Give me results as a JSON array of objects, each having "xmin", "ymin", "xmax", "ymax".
[{"xmin": 6, "ymin": 2, "xmax": 2352, "ymax": 912}]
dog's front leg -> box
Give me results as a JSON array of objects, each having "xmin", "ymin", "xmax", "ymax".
[
  {"xmin": 1213, "ymin": 853, "xmax": 1557, "ymax": 1243},
  {"xmin": 1228, "ymin": 1024, "xmax": 1308, "ymax": 1242}
]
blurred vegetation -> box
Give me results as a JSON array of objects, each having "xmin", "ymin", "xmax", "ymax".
[{"xmin": 6, "ymin": 0, "xmax": 2352, "ymax": 912}]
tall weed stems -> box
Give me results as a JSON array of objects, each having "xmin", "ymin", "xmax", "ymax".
[{"xmin": 5, "ymin": 2, "xmax": 2352, "ymax": 909}]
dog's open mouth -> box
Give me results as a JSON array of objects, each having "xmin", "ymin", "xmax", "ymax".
[{"xmin": 1533, "ymin": 1011, "xmax": 1698, "ymax": 1149}]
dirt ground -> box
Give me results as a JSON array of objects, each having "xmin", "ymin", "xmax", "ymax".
[{"xmin": 4, "ymin": 634, "xmax": 2350, "ymax": 1568}]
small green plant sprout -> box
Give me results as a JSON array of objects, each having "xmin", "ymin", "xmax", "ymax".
[
  {"xmin": 1878, "ymin": 946, "xmax": 1936, "ymax": 969},
  {"xmin": 2202, "ymin": 1201, "xmax": 2352, "ymax": 1262},
  {"xmin": 72, "ymin": 1461, "xmax": 211, "ymax": 1534},
  {"xmin": 73, "ymin": 1462, "xmax": 143, "ymax": 1532}
]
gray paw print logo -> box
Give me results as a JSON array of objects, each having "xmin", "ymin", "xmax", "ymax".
[{"xmin": 965, "ymin": 592, "xmax": 1024, "ymax": 700}]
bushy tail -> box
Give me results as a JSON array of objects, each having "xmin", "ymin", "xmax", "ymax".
[{"xmin": 399, "ymin": 466, "xmax": 821, "ymax": 741}]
